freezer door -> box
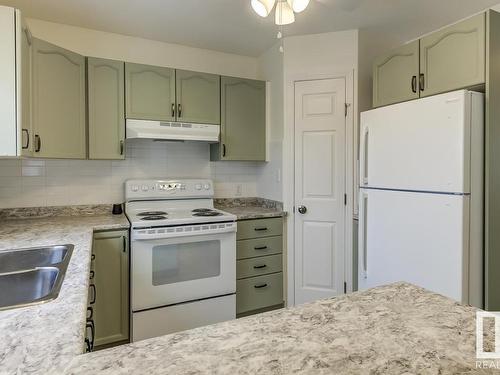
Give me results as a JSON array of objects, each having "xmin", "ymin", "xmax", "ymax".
[
  {"xmin": 360, "ymin": 90, "xmax": 480, "ymax": 193},
  {"xmin": 358, "ymin": 188, "xmax": 470, "ymax": 303}
]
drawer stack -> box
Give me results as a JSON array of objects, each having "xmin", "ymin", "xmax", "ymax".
[{"xmin": 236, "ymin": 217, "xmax": 284, "ymax": 316}]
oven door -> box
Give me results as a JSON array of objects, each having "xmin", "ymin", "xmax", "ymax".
[{"xmin": 131, "ymin": 231, "xmax": 236, "ymax": 311}]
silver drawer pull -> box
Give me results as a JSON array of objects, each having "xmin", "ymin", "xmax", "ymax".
[
  {"xmin": 254, "ymin": 246, "xmax": 268, "ymax": 250},
  {"xmin": 254, "ymin": 283, "xmax": 268, "ymax": 289},
  {"xmin": 253, "ymin": 264, "xmax": 267, "ymax": 269},
  {"xmin": 254, "ymin": 227, "xmax": 268, "ymax": 231}
]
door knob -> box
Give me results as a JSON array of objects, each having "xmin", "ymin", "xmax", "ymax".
[{"xmin": 298, "ymin": 205, "xmax": 307, "ymax": 214}]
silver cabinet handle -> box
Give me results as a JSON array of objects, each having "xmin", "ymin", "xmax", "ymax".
[
  {"xmin": 254, "ymin": 246, "xmax": 268, "ymax": 250},
  {"xmin": 178, "ymin": 103, "xmax": 182, "ymax": 118},
  {"xmin": 34, "ymin": 134, "xmax": 41, "ymax": 153},
  {"xmin": 89, "ymin": 284, "xmax": 96, "ymax": 305},
  {"xmin": 298, "ymin": 205, "xmax": 307, "ymax": 214},
  {"xmin": 171, "ymin": 103, "xmax": 175, "ymax": 118},
  {"xmin": 21, "ymin": 129, "xmax": 29, "ymax": 149},
  {"xmin": 411, "ymin": 75, "xmax": 417, "ymax": 93},
  {"xmin": 419, "ymin": 73, "xmax": 425, "ymax": 92},
  {"xmin": 222, "ymin": 144, "xmax": 226, "ymax": 157},
  {"xmin": 122, "ymin": 236, "xmax": 127, "ymax": 253},
  {"xmin": 254, "ymin": 283, "xmax": 268, "ymax": 289},
  {"xmin": 253, "ymin": 264, "xmax": 267, "ymax": 269},
  {"xmin": 254, "ymin": 227, "xmax": 268, "ymax": 232},
  {"xmin": 120, "ymin": 140, "xmax": 124, "ymax": 155}
]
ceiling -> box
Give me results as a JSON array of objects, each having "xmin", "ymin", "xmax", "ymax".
[{"xmin": 1, "ymin": 0, "xmax": 500, "ymax": 57}]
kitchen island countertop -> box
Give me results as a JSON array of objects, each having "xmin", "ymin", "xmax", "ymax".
[
  {"xmin": 0, "ymin": 214, "xmax": 129, "ymax": 374},
  {"xmin": 65, "ymin": 282, "xmax": 487, "ymax": 374}
]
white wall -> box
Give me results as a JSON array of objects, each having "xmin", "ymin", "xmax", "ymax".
[
  {"xmin": 256, "ymin": 42, "xmax": 284, "ymax": 202},
  {"xmin": 26, "ymin": 18, "xmax": 259, "ymax": 79},
  {"xmin": 0, "ymin": 141, "xmax": 260, "ymax": 208}
]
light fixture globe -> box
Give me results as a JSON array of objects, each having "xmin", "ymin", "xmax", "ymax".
[
  {"xmin": 251, "ymin": 0, "xmax": 276, "ymax": 17},
  {"xmin": 275, "ymin": 1, "xmax": 295, "ymax": 25},
  {"xmin": 287, "ymin": 0, "xmax": 310, "ymax": 13}
]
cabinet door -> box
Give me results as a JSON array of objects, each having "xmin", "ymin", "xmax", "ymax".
[
  {"xmin": 176, "ymin": 69, "xmax": 220, "ymax": 124},
  {"xmin": 211, "ymin": 77, "xmax": 266, "ymax": 161},
  {"xmin": 20, "ymin": 18, "xmax": 32, "ymax": 156},
  {"xmin": 88, "ymin": 57, "xmax": 125, "ymax": 160},
  {"xmin": 420, "ymin": 13, "xmax": 485, "ymax": 97},
  {"xmin": 125, "ymin": 63, "xmax": 175, "ymax": 121},
  {"xmin": 32, "ymin": 38, "xmax": 86, "ymax": 158},
  {"xmin": 372, "ymin": 40, "xmax": 419, "ymax": 108},
  {"xmin": 93, "ymin": 230, "xmax": 129, "ymax": 347}
]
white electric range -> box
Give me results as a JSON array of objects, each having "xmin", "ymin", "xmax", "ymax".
[{"xmin": 125, "ymin": 179, "xmax": 237, "ymax": 342}]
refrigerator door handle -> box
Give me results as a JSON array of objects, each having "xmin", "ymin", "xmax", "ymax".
[
  {"xmin": 362, "ymin": 127, "xmax": 369, "ymax": 185},
  {"xmin": 359, "ymin": 193, "xmax": 368, "ymax": 279}
]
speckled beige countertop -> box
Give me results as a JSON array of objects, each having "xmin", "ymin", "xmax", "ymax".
[
  {"xmin": 0, "ymin": 213, "xmax": 129, "ymax": 374},
  {"xmin": 214, "ymin": 197, "xmax": 285, "ymax": 220},
  {"xmin": 63, "ymin": 282, "xmax": 488, "ymax": 374}
]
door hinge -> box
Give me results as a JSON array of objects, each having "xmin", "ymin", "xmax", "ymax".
[
  {"xmin": 343, "ymin": 282, "xmax": 347, "ymax": 294},
  {"xmin": 345, "ymin": 103, "xmax": 351, "ymax": 117},
  {"xmin": 344, "ymin": 194, "xmax": 347, "ymax": 206}
]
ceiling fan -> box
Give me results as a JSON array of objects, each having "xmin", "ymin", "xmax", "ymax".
[{"xmin": 251, "ymin": 0, "xmax": 365, "ymax": 25}]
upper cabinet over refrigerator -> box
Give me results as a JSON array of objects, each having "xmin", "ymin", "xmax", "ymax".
[{"xmin": 360, "ymin": 90, "xmax": 476, "ymax": 193}]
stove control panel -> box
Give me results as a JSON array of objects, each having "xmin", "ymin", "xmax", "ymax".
[{"xmin": 125, "ymin": 179, "xmax": 214, "ymax": 201}]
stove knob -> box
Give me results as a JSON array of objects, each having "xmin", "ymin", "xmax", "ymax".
[
  {"xmin": 204, "ymin": 184, "xmax": 211, "ymax": 190},
  {"xmin": 195, "ymin": 184, "xmax": 202, "ymax": 190},
  {"xmin": 141, "ymin": 185, "xmax": 149, "ymax": 192},
  {"xmin": 131, "ymin": 185, "xmax": 139, "ymax": 192}
]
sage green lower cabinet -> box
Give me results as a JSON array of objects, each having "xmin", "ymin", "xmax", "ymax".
[
  {"xmin": 420, "ymin": 13, "xmax": 485, "ymax": 97},
  {"xmin": 176, "ymin": 69, "xmax": 220, "ymax": 124},
  {"xmin": 92, "ymin": 230, "xmax": 129, "ymax": 348},
  {"xmin": 211, "ymin": 77, "xmax": 266, "ymax": 161},
  {"xmin": 372, "ymin": 40, "xmax": 420, "ymax": 108},
  {"xmin": 125, "ymin": 62, "xmax": 175, "ymax": 121},
  {"xmin": 237, "ymin": 273, "xmax": 283, "ymax": 315},
  {"xmin": 87, "ymin": 57, "xmax": 125, "ymax": 160},
  {"xmin": 32, "ymin": 38, "xmax": 86, "ymax": 158},
  {"xmin": 236, "ymin": 217, "xmax": 284, "ymax": 317},
  {"xmin": 236, "ymin": 217, "xmax": 283, "ymax": 240}
]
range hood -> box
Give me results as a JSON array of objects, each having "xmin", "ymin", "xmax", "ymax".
[{"xmin": 126, "ymin": 119, "xmax": 220, "ymax": 142}]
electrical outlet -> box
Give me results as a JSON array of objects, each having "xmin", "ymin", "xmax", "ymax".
[{"xmin": 235, "ymin": 184, "xmax": 243, "ymax": 197}]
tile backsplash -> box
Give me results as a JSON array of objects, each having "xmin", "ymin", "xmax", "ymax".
[{"xmin": 0, "ymin": 140, "xmax": 264, "ymax": 209}]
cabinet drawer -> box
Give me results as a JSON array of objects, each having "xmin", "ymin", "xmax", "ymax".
[
  {"xmin": 237, "ymin": 217, "xmax": 283, "ymax": 240},
  {"xmin": 237, "ymin": 254, "xmax": 282, "ymax": 279},
  {"xmin": 237, "ymin": 236, "xmax": 282, "ymax": 260},
  {"xmin": 236, "ymin": 273, "xmax": 283, "ymax": 315}
]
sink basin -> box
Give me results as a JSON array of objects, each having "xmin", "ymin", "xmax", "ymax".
[
  {"xmin": 0, "ymin": 245, "xmax": 73, "ymax": 311},
  {"xmin": 0, "ymin": 268, "xmax": 60, "ymax": 309},
  {"xmin": 0, "ymin": 245, "xmax": 72, "ymax": 274}
]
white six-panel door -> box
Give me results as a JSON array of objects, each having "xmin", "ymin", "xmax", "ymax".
[{"xmin": 294, "ymin": 78, "xmax": 346, "ymax": 304}]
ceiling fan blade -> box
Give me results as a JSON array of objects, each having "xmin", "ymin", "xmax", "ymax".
[{"xmin": 315, "ymin": 0, "xmax": 365, "ymax": 12}]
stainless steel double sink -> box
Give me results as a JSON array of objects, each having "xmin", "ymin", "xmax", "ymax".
[{"xmin": 0, "ymin": 245, "xmax": 74, "ymax": 311}]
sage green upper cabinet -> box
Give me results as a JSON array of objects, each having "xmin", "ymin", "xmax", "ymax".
[
  {"xmin": 20, "ymin": 19, "xmax": 32, "ymax": 157},
  {"xmin": 32, "ymin": 38, "xmax": 86, "ymax": 158},
  {"xmin": 419, "ymin": 13, "xmax": 486, "ymax": 97},
  {"xmin": 125, "ymin": 62, "xmax": 175, "ymax": 121},
  {"xmin": 176, "ymin": 70, "xmax": 220, "ymax": 124},
  {"xmin": 93, "ymin": 230, "xmax": 129, "ymax": 347},
  {"xmin": 372, "ymin": 40, "xmax": 420, "ymax": 108},
  {"xmin": 88, "ymin": 57, "xmax": 125, "ymax": 160},
  {"xmin": 211, "ymin": 77, "xmax": 266, "ymax": 161}
]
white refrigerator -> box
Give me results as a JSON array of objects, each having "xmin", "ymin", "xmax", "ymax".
[{"xmin": 358, "ymin": 90, "xmax": 484, "ymax": 308}]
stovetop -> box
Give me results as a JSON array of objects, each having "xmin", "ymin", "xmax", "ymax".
[
  {"xmin": 124, "ymin": 179, "xmax": 236, "ymax": 230},
  {"xmin": 126, "ymin": 205, "xmax": 235, "ymax": 228}
]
